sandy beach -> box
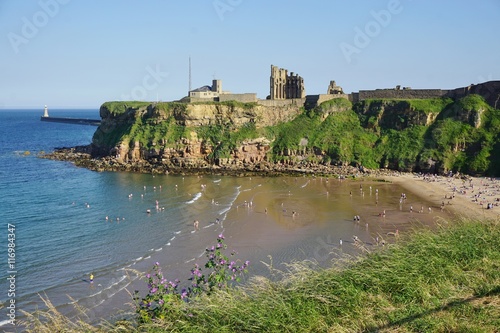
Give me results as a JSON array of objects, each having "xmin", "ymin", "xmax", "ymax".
[
  {"xmin": 217, "ymin": 173, "xmax": 500, "ymax": 273},
  {"xmin": 381, "ymin": 173, "xmax": 500, "ymax": 221}
]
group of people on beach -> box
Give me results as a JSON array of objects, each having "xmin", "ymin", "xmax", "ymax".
[{"xmin": 417, "ymin": 173, "xmax": 499, "ymax": 212}]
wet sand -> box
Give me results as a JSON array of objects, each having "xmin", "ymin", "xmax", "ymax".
[{"xmin": 217, "ymin": 175, "xmax": 461, "ymax": 274}]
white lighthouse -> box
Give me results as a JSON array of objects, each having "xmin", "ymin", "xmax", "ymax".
[{"xmin": 43, "ymin": 105, "xmax": 49, "ymax": 118}]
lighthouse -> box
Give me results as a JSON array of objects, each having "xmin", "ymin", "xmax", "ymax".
[{"xmin": 43, "ymin": 105, "xmax": 49, "ymax": 118}]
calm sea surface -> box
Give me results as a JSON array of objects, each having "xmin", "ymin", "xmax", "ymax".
[{"xmin": 0, "ymin": 109, "xmax": 451, "ymax": 328}]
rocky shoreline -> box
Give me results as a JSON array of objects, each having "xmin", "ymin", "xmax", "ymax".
[{"xmin": 40, "ymin": 145, "xmax": 396, "ymax": 178}]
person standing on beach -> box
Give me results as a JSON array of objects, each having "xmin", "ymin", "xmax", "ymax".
[{"xmin": 90, "ymin": 273, "xmax": 94, "ymax": 283}]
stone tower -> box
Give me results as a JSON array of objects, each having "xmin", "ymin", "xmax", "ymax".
[
  {"xmin": 327, "ymin": 81, "xmax": 344, "ymax": 95},
  {"xmin": 212, "ymin": 79, "xmax": 222, "ymax": 94},
  {"xmin": 270, "ymin": 65, "xmax": 305, "ymax": 100}
]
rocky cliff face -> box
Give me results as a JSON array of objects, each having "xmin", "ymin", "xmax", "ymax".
[
  {"xmin": 91, "ymin": 101, "xmax": 302, "ymax": 167},
  {"xmin": 176, "ymin": 103, "xmax": 302, "ymax": 128},
  {"xmin": 354, "ymin": 100, "xmax": 443, "ymax": 131}
]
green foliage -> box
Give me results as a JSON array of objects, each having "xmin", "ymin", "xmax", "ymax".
[
  {"xmin": 135, "ymin": 234, "xmax": 249, "ymax": 323},
  {"xmin": 407, "ymin": 97, "xmax": 454, "ymax": 114},
  {"xmin": 229, "ymin": 121, "xmax": 259, "ymax": 148},
  {"xmin": 93, "ymin": 122, "xmax": 132, "ymax": 149},
  {"xmin": 458, "ymin": 94, "xmax": 490, "ymax": 111},
  {"xmin": 195, "ymin": 122, "xmax": 260, "ymax": 162},
  {"xmin": 376, "ymin": 126, "xmax": 426, "ymax": 170},
  {"xmin": 310, "ymin": 110, "xmax": 378, "ymax": 167},
  {"xmin": 110, "ymin": 103, "xmax": 188, "ymax": 149},
  {"xmin": 270, "ymin": 112, "xmax": 321, "ymax": 154},
  {"xmin": 318, "ymin": 97, "xmax": 352, "ymax": 111},
  {"xmin": 101, "ymin": 101, "xmax": 150, "ymax": 115}
]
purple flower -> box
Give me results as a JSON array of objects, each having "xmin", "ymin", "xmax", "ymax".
[
  {"xmin": 155, "ymin": 261, "xmax": 160, "ymax": 266},
  {"xmin": 158, "ymin": 299, "xmax": 164, "ymax": 305}
]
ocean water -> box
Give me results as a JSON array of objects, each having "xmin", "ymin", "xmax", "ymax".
[{"xmin": 0, "ymin": 110, "xmax": 451, "ymax": 329}]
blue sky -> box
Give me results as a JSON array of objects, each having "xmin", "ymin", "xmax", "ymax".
[{"xmin": 1, "ymin": 0, "xmax": 499, "ymax": 108}]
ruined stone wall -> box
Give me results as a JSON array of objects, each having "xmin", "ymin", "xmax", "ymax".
[
  {"xmin": 316, "ymin": 94, "xmax": 348, "ymax": 105},
  {"xmin": 304, "ymin": 94, "xmax": 348, "ymax": 109},
  {"xmin": 447, "ymin": 81, "xmax": 500, "ymax": 108},
  {"xmin": 358, "ymin": 89, "xmax": 448, "ymax": 100},
  {"xmin": 270, "ymin": 65, "xmax": 305, "ymax": 100},
  {"xmin": 270, "ymin": 65, "xmax": 288, "ymax": 100}
]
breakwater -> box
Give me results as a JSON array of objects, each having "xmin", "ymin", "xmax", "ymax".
[{"xmin": 40, "ymin": 116, "xmax": 101, "ymax": 126}]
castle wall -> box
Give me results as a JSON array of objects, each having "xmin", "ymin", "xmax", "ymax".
[
  {"xmin": 218, "ymin": 93, "xmax": 258, "ymax": 103},
  {"xmin": 187, "ymin": 96, "xmax": 217, "ymax": 103},
  {"xmin": 358, "ymin": 89, "xmax": 448, "ymax": 100},
  {"xmin": 257, "ymin": 98, "xmax": 306, "ymax": 107},
  {"xmin": 446, "ymin": 81, "xmax": 500, "ymax": 108},
  {"xmin": 349, "ymin": 92, "xmax": 359, "ymax": 103},
  {"xmin": 305, "ymin": 94, "xmax": 349, "ymax": 109},
  {"xmin": 316, "ymin": 94, "xmax": 348, "ymax": 105}
]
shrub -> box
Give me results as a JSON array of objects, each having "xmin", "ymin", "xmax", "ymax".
[{"xmin": 135, "ymin": 234, "xmax": 249, "ymax": 323}]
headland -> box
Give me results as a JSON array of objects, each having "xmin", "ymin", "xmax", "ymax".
[{"xmin": 41, "ymin": 64, "xmax": 500, "ymax": 180}]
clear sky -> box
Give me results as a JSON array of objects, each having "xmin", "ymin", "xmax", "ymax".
[{"xmin": 1, "ymin": 0, "xmax": 499, "ymax": 109}]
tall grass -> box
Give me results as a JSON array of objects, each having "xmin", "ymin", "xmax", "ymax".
[{"xmin": 23, "ymin": 218, "xmax": 500, "ymax": 332}]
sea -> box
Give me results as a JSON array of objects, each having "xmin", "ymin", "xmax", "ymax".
[{"xmin": 0, "ymin": 109, "xmax": 452, "ymax": 330}]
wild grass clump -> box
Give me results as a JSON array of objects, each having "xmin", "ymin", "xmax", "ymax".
[{"xmin": 101, "ymin": 101, "xmax": 151, "ymax": 116}]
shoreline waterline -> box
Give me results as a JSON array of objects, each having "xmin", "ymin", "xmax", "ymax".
[{"xmin": 23, "ymin": 173, "xmax": 472, "ymax": 328}]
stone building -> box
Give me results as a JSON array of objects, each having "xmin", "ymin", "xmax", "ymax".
[
  {"xmin": 269, "ymin": 65, "xmax": 305, "ymax": 100},
  {"xmin": 188, "ymin": 79, "xmax": 257, "ymax": 103},
  {"xmin": 327, "ymin": 80, "xmax": 344, "ymax": 95},
  {"xmin": 189, "ymin": 79, "xmax": 223, "ymax": 99}
]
